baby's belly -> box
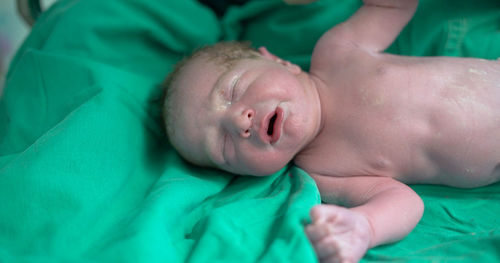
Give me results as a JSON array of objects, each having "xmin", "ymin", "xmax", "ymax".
[
  {"xmin": 393, "ymin": 131, "xmax": 500, "ymax": 188},
  {"xmin": 424, "ymin": 148, "xmax": 500, "ymax": 188},
  {"xmin": 420, "ymin": 62, "xmax": 500, "ymax": 187},
  {"xmin": 421, "ymin": 103, "xmax": 500, "ymax": 187}
]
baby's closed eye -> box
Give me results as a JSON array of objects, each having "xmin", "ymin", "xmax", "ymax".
[{"xmin": 230, "ymin": 77, "xmax": 239, "ymax": 101}]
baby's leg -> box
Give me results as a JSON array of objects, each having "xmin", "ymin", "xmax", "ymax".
[{"xmin": 305, "ymin": 204, "xmax": 371, "ymax": 263}]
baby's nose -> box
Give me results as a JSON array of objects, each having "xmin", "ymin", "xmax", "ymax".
[{"xmin": 232, "ymin": 108, "xmax": 254, "ymax": 138}]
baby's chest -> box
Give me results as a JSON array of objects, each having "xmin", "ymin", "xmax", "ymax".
[{"xmin": 295, "ymin": 132, "xmax": 416, "ymax": 180}]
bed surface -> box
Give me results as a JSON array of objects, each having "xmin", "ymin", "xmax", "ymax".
[{"xmin": 1, "ymin": 0, "xmax": 499, "ymax": 262}]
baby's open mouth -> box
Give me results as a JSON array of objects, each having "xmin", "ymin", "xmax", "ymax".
[
  {"xmin": 260, "ymin": 107, "xmax": 283, "ymax": 145},
  {"xmin": 267, "ymin": 113, "xmax": 278, "ymax": 136}
]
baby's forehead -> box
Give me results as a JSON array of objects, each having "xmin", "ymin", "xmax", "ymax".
[
  {"xmin": 176, "ymin": 58, "xmax": 251, "ymax": 103},
  {"xmin": 174, "ymin": 58, "xmax": 222, "ymax": 95}
]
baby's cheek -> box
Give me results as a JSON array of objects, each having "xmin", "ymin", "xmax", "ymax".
[{"xmin": 283, "ymin": 111, "xmax": 308, "ymax": 138}]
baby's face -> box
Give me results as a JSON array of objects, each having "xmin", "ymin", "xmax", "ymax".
[{"xmin": 169, "ymin": 55, "xmax": 321, "ymax": 176}]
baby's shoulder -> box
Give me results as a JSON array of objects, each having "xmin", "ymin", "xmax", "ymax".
[{"xmin": 310, "ymin": 45, "xmax": 380, "ymax": 76}]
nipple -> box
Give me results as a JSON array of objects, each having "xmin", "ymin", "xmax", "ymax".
[{"xmin": 372, "ymin": 157, "xmax": 391, "ymax": 171}]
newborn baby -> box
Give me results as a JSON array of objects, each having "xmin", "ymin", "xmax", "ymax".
[{"xmin": 162, "ymin": 0, "xmax": 500, "ymax": 262}]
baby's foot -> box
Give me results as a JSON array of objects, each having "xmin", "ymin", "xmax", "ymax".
[{"xmin": 305, "ymin": 204, "xmax": 372, "ymax": 263}]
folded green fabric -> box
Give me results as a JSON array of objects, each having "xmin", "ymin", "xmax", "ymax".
[
  {"xmin": 0, "ymin": 1, "xmax": 319, "ymax": 262},
  {"xmin": 1, "ymin": 0, "xmax": 499, "ymax": 262}
]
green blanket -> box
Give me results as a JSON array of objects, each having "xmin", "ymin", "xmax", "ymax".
[{"xmin": 1, "ymin": 0, "xmax": 499, "ymax": 262}]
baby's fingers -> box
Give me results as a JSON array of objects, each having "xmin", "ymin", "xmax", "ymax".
[
  {"xmin": 314, "ymin": 236, "xmax": 341, "ymax": 261},
  {"xmin": 310, "ymin": 204, "xmax": 341, "ymax": 224},
  {"xmin": 305, "ymin": 223, "xmax": 331, "ymax": 243}
]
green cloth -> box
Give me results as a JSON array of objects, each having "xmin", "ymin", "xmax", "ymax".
[{"xmin": 0, "ymin": 0, "xmax": 499, "ymax": 262}]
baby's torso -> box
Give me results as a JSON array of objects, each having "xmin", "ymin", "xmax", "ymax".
[{"xmin": 295, "ymin": 50, "xmax": 500, "ymax": 188}]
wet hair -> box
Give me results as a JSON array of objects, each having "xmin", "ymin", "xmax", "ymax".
[{"xmin": 161, "ymin": 41, "xmax": 260, "ymax": 145}]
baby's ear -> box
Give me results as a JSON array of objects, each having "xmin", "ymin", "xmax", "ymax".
[
  {"xmin": 258, "ymin": 47, "xmax": 302, "ymax": 75},
  {"xmin": 258, "ymin": 46, "xmax": 281, "ymax": 61}
]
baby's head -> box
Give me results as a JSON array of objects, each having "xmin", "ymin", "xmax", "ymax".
[{"xmin": 162, "ymin": 42, "xmax": 321, "ymax": 176}]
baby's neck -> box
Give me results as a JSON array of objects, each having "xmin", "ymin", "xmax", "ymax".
[{"xmin": 299, "ymin": 71, "xmax": 325, "ymax": 148}]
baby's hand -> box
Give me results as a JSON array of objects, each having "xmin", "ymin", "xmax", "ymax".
[
  {"xmin": 305, "ymin": 204, "xmax": 372, "ymax": 263},
  {"xmin": 282, "ymin": 0, "xmax": 317, "ymax": 5}
]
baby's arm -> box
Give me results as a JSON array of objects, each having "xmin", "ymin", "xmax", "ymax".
[
  {"xmin": 313, "ymin": 0, "xmax": 418, "ymax": 55},
  {"xmin": 306, "ymin": 175, "xmax": 424, "ymax": 262}
]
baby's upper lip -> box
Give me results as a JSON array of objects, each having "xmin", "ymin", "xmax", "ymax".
[{"xmin": 259, "ymin": 107, "xmax": 284, "ymax": 145}]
